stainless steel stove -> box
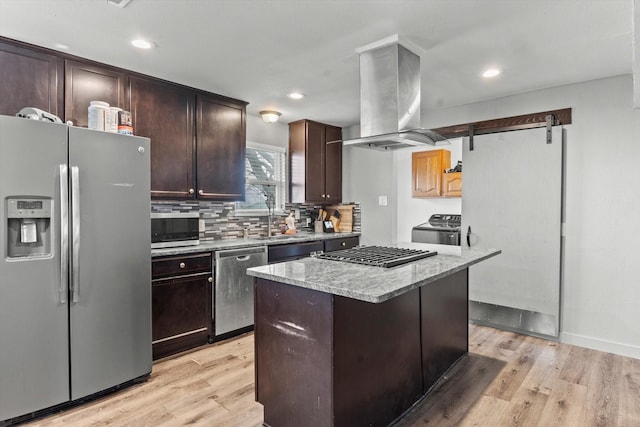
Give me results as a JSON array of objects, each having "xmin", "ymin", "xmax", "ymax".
[
  {"xmin": 316, "ymin": 246, "xmax": 437, "ymax": 268},
  {"xmin": 411, "ymin": 214, "xmax": 461, "ymax": 245}
]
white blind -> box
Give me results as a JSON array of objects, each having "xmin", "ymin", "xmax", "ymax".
[{"xmin": 236, "ymin": 143, "xmax": 287, "ymax": 211}]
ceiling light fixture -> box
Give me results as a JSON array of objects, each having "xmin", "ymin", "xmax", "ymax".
[
  {"xmin": 131, "ymin": 39, "xmax": 156, "ymax": 49},
  {"xmin": 482, "ymin": 68, "xmax": 501, "ymax": 78},
  {"xmin": 287, "ymin": 92, "xmax": 305, "ymax": 100},
  {"xmin": 260, "ymin": 110, "xmax": 281, "ymax": 123}
]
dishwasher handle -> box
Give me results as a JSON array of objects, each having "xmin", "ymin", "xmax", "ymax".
[{"xmin": 215, "ymin": 246, "xmax": 268, "ymax": 261}]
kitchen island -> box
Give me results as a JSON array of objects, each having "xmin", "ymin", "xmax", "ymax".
[{"xmin": 247, "ymin": 245, "xmax": 500, "ymax": 427}]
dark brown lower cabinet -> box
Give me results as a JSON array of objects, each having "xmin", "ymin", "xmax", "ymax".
[
  {"xmin": 254, "ymin": 268, "xmax": 469, "ymax": 427},
  {"xmin": 152, "ymin": 253, "xmax": 212, "ymax": 360}
]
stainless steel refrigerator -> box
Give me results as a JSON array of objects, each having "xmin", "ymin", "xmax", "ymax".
[{"xmin": 0, "ymin": 115, "xmax": 152, "ymax": 422}]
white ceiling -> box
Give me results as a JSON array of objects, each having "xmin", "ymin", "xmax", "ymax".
[{"xmin": 0, "ymin": 0, "xmax": 633, "ymax": 128}]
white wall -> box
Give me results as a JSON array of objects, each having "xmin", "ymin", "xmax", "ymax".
[
  {"xmin": 345, "ymin": 74, "xmax": 640, "ymax": 358},
  {"xmin": 343, "ymin": 143, "xmax": 397, "ymax": 245},
  {"xmin": 246, "ymin": 113, "xmax": 288, "ymax": 148},
  {"xmin": 393, "ymin": 139, "xmax": 463, "ymax": 243},
  {"xmin": 423, "ymin": 75, "xmax": 640, "ymax": 358}
]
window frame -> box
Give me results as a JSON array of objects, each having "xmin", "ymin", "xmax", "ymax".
[{"xmin": 234, "ymin": 141, "xmax": 288, "ymax": 216}]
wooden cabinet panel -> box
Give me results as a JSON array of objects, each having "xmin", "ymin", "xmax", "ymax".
[
  {"xmin": 268, "ymin": 240, "xmax": 324, "ymax": 263},
  {"xmin": 196, "ymin": 95, "xmax": 246, "ymax": 200},
  {"xmin": 324, "ymin": 236, "xmax": 359, "ymax": 252},
  {"xmin": 152, "ymin": 253, "xmax": 212, "ymax": 360},
  {"xmin": 152, "ymin": 253, "xmax": 212, "ymax": 279},
  {"xmin": 412, "ymin": 149, "xmax": 451, "ymax": 198},
  {"xmin": 443, "ymin": 172, "xmax": 462, "ymax": 197},
  {"xmin": 290, "ymin": 119, "xmax": 343, "ymax": 204},
  {"xmin": 324, "ymin": 125, "xmax": 342, "ymax": 204},
  {"xmin": 305, "ymin": 121, "xmax": 326, "ymax": 202},
  {"xmin": 0, "ymin": 40, "xmax": 62, "ymax": 117},
  {"xmin": 1, "ymin": 37, "xmax": 248, "ymax": 202},
  {"xmin": 130, "ymin": 76, "xmax": 195, "ymax": 199},
  {"xmin": 64, "ymin": 60, "xmax": 127, "ymax": 127}
]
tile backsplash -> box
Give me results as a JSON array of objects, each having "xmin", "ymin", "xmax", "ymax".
[{"xmin": 151, "ymin": 201, "xmax": 361, "ymax": 241}]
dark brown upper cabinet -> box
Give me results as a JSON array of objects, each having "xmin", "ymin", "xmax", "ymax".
[
  {"xmin": 130, "ymin": 76, "xmax": 195, "ymax": 200},
  {"xmin": 0, "ymin": 36, "xmax": 248, "ymax": 202},
  {"xmin": 64, "ymin": 60, "xmax": 127, "ymax": 127},
  {"xmin": 196, "ymin": 94, "xmax": 246, "ymax": 201},
  {"xmin": 0, "ymin": 40, "xmax": 62, "ymax": 118},
  {"xmin": 289, "ymin": 119, "xmax": 342, "ymax": 204}
]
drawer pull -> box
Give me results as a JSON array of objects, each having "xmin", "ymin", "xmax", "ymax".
[
  {"xmin": 208, "ymin": 277, "xmax": 213, "ymax": 283},
  {"xmin": 179, "ymin": 262, "xmax": 186, "ymax": 269},
  {"xmin": 341, "ymin": 242, "xmax": 346, "ymax": 246}
]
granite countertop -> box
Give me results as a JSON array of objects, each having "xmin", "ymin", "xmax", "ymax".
[
  {"xmin": 151, "ymin": 231, "xmax": 361, "ymax": 257},
  {"xmin": 246, "ymin": 244, "xmax": 501, "ymax": 303}
]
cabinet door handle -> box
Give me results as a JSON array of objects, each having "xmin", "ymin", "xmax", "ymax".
[
  {"xmin": 189, "ymin": 188, "xmax": 195, "ymax": 194},
  {"xmin": 322, "ymin": 194, "xmax": 325, "ymax": 198},
  {"xmin": 326, "ymin": 194, "xmax": 330, "ymax": 198},
  {"xmin": 341, "ymin": 242, "xmax": 346, "ymax": 246},
  {"xmin": 466, "ymin": 226, "xmax": 472, "ymax": 247},
  {"xmin": 208, "ymin": 277, "xmax": 213, "ymax": 283},
  {"xmin": 198, "ymin": 189, "xmax": 204, "ymax": 195},
  {"xmin": 179, "ymin": 262, "xmax": 186, "ymax": 269}
]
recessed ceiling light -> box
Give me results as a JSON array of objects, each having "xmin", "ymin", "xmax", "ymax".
[
  {"xmin": 287, "ymin": 92, "xmax": 305, "ymax": 100},
  {"xmin": 482, "ymin": 68, "xmax": 501, "ymax": 78},
  {"xmin": 131, "ymin": 39, "xmax": 156, "ymax": 49}
]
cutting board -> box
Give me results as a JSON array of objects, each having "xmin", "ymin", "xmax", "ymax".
[{"xmin": 325, "ymin": 204, "xmax": 354, "ymax": 232}]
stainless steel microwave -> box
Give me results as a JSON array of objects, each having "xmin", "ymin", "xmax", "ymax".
[{"xmin": 151, "ymin": 212, "xmax": 200, "ymax": 249}]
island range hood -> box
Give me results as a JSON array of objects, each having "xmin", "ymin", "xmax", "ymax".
[{"xmin": 343, "ymin": 38, "xmax": 449, "ymax": 150}]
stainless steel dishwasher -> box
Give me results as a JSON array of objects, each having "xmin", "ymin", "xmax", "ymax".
[{"xmin": 214, "ymin": 246, "xmax": 267, "ymax": 336}]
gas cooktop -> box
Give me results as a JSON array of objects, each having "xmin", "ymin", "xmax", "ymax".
[{"xmin": 316, "ymin": 246, "xmax": 437, "ymax": 268}]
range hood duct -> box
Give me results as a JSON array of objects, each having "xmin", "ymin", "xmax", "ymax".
[{"xmin": 343, "ymin": 39, "xmax": 449, "ymax": 150}]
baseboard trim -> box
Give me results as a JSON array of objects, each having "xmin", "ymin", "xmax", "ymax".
[
  {"xmin": 560, "ymin": 332, "xmax": 640, "ymax": 359},
  {"xmin": 469, "ymin": 300, "xmax": 558, "ymax": 338}
]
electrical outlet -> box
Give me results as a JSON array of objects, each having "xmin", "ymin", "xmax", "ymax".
[
  {"xmin": 378, "ymin": 195, "xmax": 388, "ymax": 206},
  {"xmin": 294, "ymin": 208, "xmax": 300, "ymax": 219},
  {"xmin": 199, "ymin": 219, "xmax": 205, "ymax": 232},
  {"xmin": 305, "ymin": 218, "xmax": 311, "ymax": 226}
]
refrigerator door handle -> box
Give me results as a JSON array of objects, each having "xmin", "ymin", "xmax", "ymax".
[
  {"xmin": 71, "ymin": 165, "xmax": 81, "ymax": 303},
  {"xmin": 59, "ymin": 164, "xmax": 69, "ymax": 304}
]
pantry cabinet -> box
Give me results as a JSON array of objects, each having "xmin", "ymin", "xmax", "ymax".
[
  {"xmin": 64, "ymin": 60, "xmax": 127, "ymax": 128},
  {"xmin": 0, "ymin": 39, "xmax": 62, "ymax": 118},
  {"xmin": 289, "ymin": 119, "xmax": 343, "ymax": 204}
]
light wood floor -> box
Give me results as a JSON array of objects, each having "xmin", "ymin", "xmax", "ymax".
[{"xmin": 24, "ymin": 324, "xmax": 640, "ymax": 426}]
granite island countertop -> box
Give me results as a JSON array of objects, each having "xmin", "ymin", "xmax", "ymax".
[
  {"xmin": 246, "ymin": 244, "xmax": 501, "ymax": 303},
  {"xmin": 151, "ymin": 231, "xmax": 361, "ymax": 257}
]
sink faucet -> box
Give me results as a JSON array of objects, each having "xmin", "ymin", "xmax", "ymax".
[{"xmin": 265, "ymin": 192, "xmax": 275, "ymax": 236}]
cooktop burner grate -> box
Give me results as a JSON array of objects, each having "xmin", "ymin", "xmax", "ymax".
[{"xmin": 316, "ymin": 246, "xmax": 437, "ymax": 268}]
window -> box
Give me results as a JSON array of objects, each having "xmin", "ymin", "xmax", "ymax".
[{"xmin": 235, "ymin": 142, "xmax": 287, "ymax": 214}]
